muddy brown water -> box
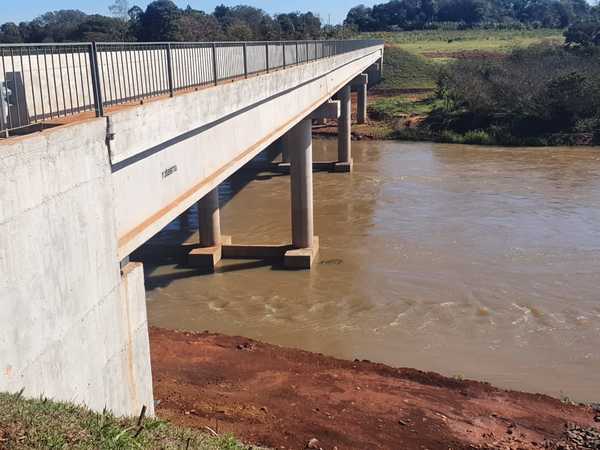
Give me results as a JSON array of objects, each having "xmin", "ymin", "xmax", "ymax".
[{"xmin": 144, "ymin": 140, "xmax": 600, "ymax": 402}]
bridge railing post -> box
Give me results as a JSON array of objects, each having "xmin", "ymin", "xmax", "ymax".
[
  {"xmin": 265, "ymin": 43, "xmax": 269, "ymax": 73},
  {"xmin": 282, "ymin": 42, "xmax": 286, "ymax": 69},
  {"xmin": 89, "ymin": 42, "xmax": 104, "ymax": 117},
  {"xmin": 212, "ymin": 43, "xmax": 218, "ymax": 85},
  {"xmin": 243, "ymin": 43, "xmax": 248, "ymax": 78},
  {"xmin": 166, "ymin": 43, "xmax": 174, "ymax": 97}
]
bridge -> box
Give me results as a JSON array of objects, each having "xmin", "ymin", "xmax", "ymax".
[{"xmin": 0, "ymin": 39, "xmax": 384, "ymax": 416}]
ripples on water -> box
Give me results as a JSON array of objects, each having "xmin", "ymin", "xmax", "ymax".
[{"xmin": 144, "ymin": 140, "xmax": 600, "ymax": 402}]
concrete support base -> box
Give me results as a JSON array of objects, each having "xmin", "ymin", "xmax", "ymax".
[
  {"xmin": 222, "ymin": 243, "xmax": 293, "ymax": 259},
  {"xmin": 284, "ymin": 237, "xmax": 320, "ymax": 269},
  {"xmin": 274, "ymin": 161, "xmax": 334, "ymax": 172},
  {"xmin": 188, "ymin": 237, "xmax": 318, "ymax": 269},
  {"xmin": 188, "ymin": 235, "xmax": 231, "ymax": 271},
  {"xmin": 334, "ymin": 159, "xmax": 354, "ymax": 173}
]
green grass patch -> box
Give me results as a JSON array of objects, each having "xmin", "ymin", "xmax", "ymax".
[
  {"xmin": 367, "ymin": 29, "xmax": 564, "ymax": 93},
  {"xmin": 364, "ymin": 29, "xmax": 564, "ymax": 56},
  {"xmin": 0, "ymin": 392, "xmax": 256, "ymax": 449},
  {"xmin": 369, "ymin": 95, "xmax": 440, "ymax": 121},
  {"xmin": 376, "ymin": 46, "xmax": 438, "ymax": 91}
]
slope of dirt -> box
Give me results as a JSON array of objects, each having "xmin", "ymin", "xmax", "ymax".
[{"xmin": 151, "ymin": 327, "xmax": 599, "ymax": 450}]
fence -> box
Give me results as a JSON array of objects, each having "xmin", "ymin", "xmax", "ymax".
[{"xmin": 0, "ymin": 39, "xmax": 383, "ymax": 138}]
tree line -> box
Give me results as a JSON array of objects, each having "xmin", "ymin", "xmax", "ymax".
[
  {"xmin": 346, "ymin": 0, "xmax": 598, "ymax": 31},
  {"xmin": 0, "ymin": 0, "xmax": 349, "ymax": 44}
]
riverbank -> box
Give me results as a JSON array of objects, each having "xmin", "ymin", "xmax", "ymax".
[
  {"xmin": 345, "ymin": 30, "xmax": 599, "ymax": 147},
  {"xmin": 151, "ymin": 327, "xmax": 600, "ymax": 450}
]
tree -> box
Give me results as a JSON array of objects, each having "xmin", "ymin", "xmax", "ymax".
[
  {"xmin": 345, "ymin": 5, "xmax": 377, "ymax": 31},
  {"xmin": 30, "ymin": 10, "xmax": 88, "ymax": 42},
  {"xmin": 0, "ymin": 23, "xmax": 23, "ymax": 43},
  {"xmin": 109, "ymin": 0, "xmax": 130, "ymax": 21},
  {"xmin": 438, "ymin": 0, "xmax": 487, "ymax": 25},
  {"xmin": 178, "ymin": 8, "xmax": 223, "ymax": 41},
  {"xmin": 72, "ymin": 15, "xmax": 129, "ymax": 41},
  {"xmin": 139, "ymin": 0, "xmax": 181, "ymax": 41},
  {"xmin": 565, "ymin": 18, "xmax": 600, "ymax": 48},
  {"xmin": 226, "ymin": 19, "xmax": 254, "ymax": 40}
]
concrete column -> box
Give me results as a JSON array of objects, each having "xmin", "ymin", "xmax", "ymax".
[
  {"xmin": 271, "ymin": 136, "xmax": 289, "ymax": 163},
  {"xmin": 335, "ymin": 84, "xmax": 352, "ymax": 172},
  {"xmin": 357, "ymin": 82, "xmax": 367, "ymax": 124},
  {"xmin": 197, "ymin": 188, "xmax": 221, "ymax": 247},
  {"xmin": 338, "ymin": 84, "xmax": 351, "ymax": 163},
  {"xmin": 289, "ymin": 118, "xmax": 314, "ymax": 249},
  {"xmin": 282, "ymin": 143, "xmax": 290, "ymax": 164}
]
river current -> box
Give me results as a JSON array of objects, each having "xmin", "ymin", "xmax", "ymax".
[{"xmin": 145, "ymin": 140, "xmax": 600, "ymax": 402}]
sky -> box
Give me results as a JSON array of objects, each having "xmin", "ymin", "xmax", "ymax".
[{"xmin": 0, "ymin": 0, "xmax": 378, "ymax": 26}]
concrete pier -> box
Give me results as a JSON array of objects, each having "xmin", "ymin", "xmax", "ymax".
[
  {"xmin": 335, "ymin": 84, "xmax": 352, "ymax": 173},
  {"xmin": 189, "ymin": 187, "xmax": 230, "ymax": 270},
  {"xmin": 285, "ymin": 118, "xmax": 319, "ymax": 268},
  {"xmin": 198, "ymin": 188, "xmax": 221, "ymax": 247},
  {"xmin": 280, "ymin": 136, "xmax": 290, "ymax": 164},
  {"xmin": 357, "ymin": 82, "xmax": 368, "ymax": 124}
]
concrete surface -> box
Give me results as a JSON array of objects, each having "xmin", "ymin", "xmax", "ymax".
[
  {"xmin": 198, "ymin": 188, "xmax": 221, "ymax": 247},
  {"xmin": 337, "ymin": 84, "xmax": 352, "ymax": 165},
  {"xmin": 289, "ymin": 119, "xmax": 314, "ymax": 250},
  {"xmin": 0, "ymin": 122, "xmax": 153, "ymax": 417},
  {"xmin": 284, "ymin": 236, "xmax": 320, "ymax": 269}
]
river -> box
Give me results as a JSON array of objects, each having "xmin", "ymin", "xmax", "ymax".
[{"xmin": 144, "ymin": 139, "xmax": 600, "ymax": 402}]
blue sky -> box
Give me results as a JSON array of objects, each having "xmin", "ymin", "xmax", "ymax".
[{"xmin": 0, "ymin": 0, "xmax": 377, "ymax": 26}]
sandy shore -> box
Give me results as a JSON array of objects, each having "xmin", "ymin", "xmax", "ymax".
[{"xmin": 150, "ymin": 327, "xmax": 599, "ymax": 450}]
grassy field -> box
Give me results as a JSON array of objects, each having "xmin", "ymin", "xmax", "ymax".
[
  {"xmin": 364, "ymin": 28, "xmax": 563, "ymax": 56},
  {"xmin": 0, "ymin": 392, "xmax": 254, "ymax": 450},
  {"xmin": 363, "ymin": 28, "xmax": 565, "ymax": 139}
]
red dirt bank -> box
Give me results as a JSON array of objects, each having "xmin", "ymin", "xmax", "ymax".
[{"xmin": 150, "ymin": 328, "xmax": 599, "ymax": 450}]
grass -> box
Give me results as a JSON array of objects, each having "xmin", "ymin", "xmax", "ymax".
[
  {"xmin": 366, "ymin": 28, "xmax": 565, "ymax": 93},
  {"xmin": 364, "ymin": 28, "xmax": 563, "ymax": 56},
  {"xmin": 375, "ymin": 46, "xmax": 438, "ymax": 91},
  {"xmin": 369, "ymin": 95, "xmax": 440, "ymax": 121},
  {"xmin": 0, "ymin": 392, "xmax": 256, "ymax": 450}
]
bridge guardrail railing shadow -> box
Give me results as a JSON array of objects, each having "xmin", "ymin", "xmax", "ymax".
[{"xmin": 0, "ymin": 39, "xmax": 383, "ymax": 139}]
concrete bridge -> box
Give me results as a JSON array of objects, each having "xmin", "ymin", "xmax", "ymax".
[{"xmin": 0, "ymin": 39, "xmax": 384, "ymax": 416}]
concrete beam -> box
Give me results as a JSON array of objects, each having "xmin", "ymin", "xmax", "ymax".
[
  {"xmin": 222, "ymin": 243, "xmax": 293, "ymax": 259},
  {"xmin": 311, "ymin": 100, "xmax": 341, "ymax": 120}
]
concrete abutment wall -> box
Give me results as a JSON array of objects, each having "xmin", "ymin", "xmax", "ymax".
[{"xmin": 0, "ymin": 121, "xmax": 153, "ymax": 416}]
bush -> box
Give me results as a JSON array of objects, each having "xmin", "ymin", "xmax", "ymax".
[
  {"xmin": 430, "ymin": 43, "xmax": 600, "ymax": 143},
  {"xmin": 463, "ymin": 129, "xmax": 492, "ymax": 144}
]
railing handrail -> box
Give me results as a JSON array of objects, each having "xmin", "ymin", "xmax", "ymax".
[
  {"xmin": 0, "ymin": 39, "xmax": 384, "ymax": 138},
  {"xmin": 0, "ymin": 39, "xmax": 385, "ymax": 47}
]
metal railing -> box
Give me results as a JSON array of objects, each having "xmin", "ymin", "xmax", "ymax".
[{"xmin": 0, "ymin": 39, "xmax": 383, "ymax": 138}]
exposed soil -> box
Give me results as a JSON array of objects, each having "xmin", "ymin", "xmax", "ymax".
[{"xmin": 151, "ymin": 327, "xmax": 599, "ymax": 450}]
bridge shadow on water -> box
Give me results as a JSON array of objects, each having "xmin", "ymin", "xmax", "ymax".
[{"xmin": 133, "ymin": 146, "xmax": 290, "ymax": 291}]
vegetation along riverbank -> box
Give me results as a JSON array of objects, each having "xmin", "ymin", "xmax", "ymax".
[{"xmin": 353, "ymin": 23, "xmax": 600, "ymax": 146}]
